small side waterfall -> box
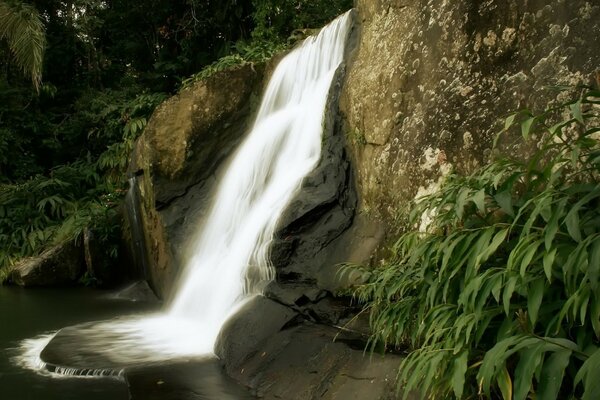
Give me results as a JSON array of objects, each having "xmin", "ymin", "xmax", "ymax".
[
  {"xmin": 124, "ymin": 176, "xmax": 149, "ymax": 279},
  {"xmin": 17, "ymin": 11, "xmax": 353, "ymax": 372}
]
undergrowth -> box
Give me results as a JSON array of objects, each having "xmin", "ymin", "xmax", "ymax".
[
  {"xmin": 344, "ymin": 88, "xmax": 600, "ymax": 400},
  {"xmin": 0, "ymin": 91, "xmax": 165, "ymax": 283}
]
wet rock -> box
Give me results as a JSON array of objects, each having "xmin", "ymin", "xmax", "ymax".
[
  {"xmin": 265, "ymin": 62, "xmax": 358, "ymax": 324},
  {"xmin": 215, "ymin": 296, "xmax": 298, "ymax": 373},
  {"xmin": 127, "ymin": 64, "xmax": 266, "ymax": 298},
  {"xmin": 225, "ymin": 321, "xmax": 404, "ymax": 400},
  {"xmin": 109, "ymin": 281, "xmax": 159, "ymax": 303},
  {"xmin": 11, "ymin": 241, "xmax": 84, "ymax": 286}
]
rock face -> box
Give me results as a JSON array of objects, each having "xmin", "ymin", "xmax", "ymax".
[
  {"xmin": 11, "ymin": 241, "xmax": 83, "ymax": 286},
  {"xmin": 340, "ymin": 0, "xmax": 600, "ymax": 245},
  {"xmin": 129, "ymin": 64, "xmax": 265, "ymax": 298},
  {"xmin": 263, "ymin": 63, "xmax": 361, "ymax": 324}
]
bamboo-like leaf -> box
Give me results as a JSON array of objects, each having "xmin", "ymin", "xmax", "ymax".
[
  {"xmin": 544, "ymin": 198, "xmax": 566, "ymax": 250},
  {"xmin": 543, "ymin": 248, "xmax": 557, "ymax": 282},
  {"xmin": 504, "ymin": 113, "xmax": 517, "ymax": 130},
  {"xmin": 455, "ymin": 188, "xmax": 470, "ymax": 220},
  {"xmin": 591, "ymin": 294, "xmax": 600, "ymax": 339},
  {"xmin": 520, "ymin": 239, "xmax": 541, "ymax": 277},
  {"xmin": 528, "ymin": 279, "xmax": 544, "ymax": 326},
  {"xmin": 522, "ymin": 117, "xmax": 536, "ymax": 139},
  {"xmin": 588, "ymin": 236, "xmax": 600, "ymax": 291},
  {"xmin": 497, "ymin": 365, "xmax": 513, "ymax": 400},
  {"xmin": 494, "ymin": 191, "xmax": 514, "ymax": 216},
  {"xmin": 537, "ymin": 349, "xmax": 571, "ymax": 400},
  {"xmin": 565, "ymin": 210, "xmax": 581, "ymax": 243},
  {"xmin": 472, "ymin": 189, "xmax": 486, "ymax": 213},
  {"xmin": 451, "ymin": 350, "xmax": 468, "ymax": 398},
  {"xmin": 503, "ymin": 275, "xmax": 519, "ymax": 315},
  {"xmin": 514, "ymin": 342, "xmax": 545, "ymax": 400},
  {"xmin": 575, "ymin": 348, "xmax": 600, "ymax": 400},
  {"xmin": 570, "ymin": 100, "xmax": 584, "ymax": 124}
]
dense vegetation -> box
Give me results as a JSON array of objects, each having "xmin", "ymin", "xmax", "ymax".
[
  {"xmin": 347, "ymin": 89, "xmax": 600, "ymax": 399},
  {"xmin": 0, "ymin": 0, "xmax": 352, "ymax": 282}
]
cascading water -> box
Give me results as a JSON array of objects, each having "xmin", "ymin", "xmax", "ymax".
[
  {"xmin": 17, "ymin": 11, "xmax": 353, "ymax": 372},
  {"xmin": 124, "ymin": 176, "xmax": 149, "ymax": 279}
]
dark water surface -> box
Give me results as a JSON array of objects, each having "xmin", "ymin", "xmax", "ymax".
[
  {"xmin": 0, "ymin": 286, "xmax": 253, "ymax": 400},
  {"xmin": 0, "ymin": 285, "xmax": 155, "ymax": 400}
]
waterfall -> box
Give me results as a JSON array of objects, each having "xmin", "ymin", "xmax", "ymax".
[
  {"xmin": 18, "ymin": 11, "xmax": 353, "ymax": 371},
  {"xmin": 168, "ymin": 10, "xmax": 352, "ymax": 318},
  {"xmin": 124, "ymin": 176, "xmax": 149, "ymax": 279}
]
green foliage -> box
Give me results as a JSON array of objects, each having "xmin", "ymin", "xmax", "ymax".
[
  {"xmin": 0, "ymin": 0, "xmax": 45, "ymax": 89},
  {"xmin": 250, "ymin": 0, "xmax": 353, "ymax": 41},
  {"xmin": 180, "ymin": 39, "xmax": 286, "ymax": 89},
  {"xmin": 345, "ymin": 89, "xmax": 600, "ymax": 399},
  {"xmin": 0, "ymin": 89, "xmax": 164, "ymax": 282}
]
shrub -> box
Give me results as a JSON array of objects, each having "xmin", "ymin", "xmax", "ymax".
[{"xmin": 346, "ymin": 88, "xmax": 600, "ymax": 400}]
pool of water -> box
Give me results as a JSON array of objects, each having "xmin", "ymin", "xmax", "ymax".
[{"xmin": 0, "ymin": 285, "xmax": 157, "ymax": 400}]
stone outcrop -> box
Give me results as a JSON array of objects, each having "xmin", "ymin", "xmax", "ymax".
[
  {"xmin": 11, "ymin": 241, "xmax": 84, "ymax": 286},
  {"xmin": 128, "ymin": 64, "xmax": 265, "ymax": 298},
  {"xmin": 340, "ymin": 0, "xmax": 600, "ymax": 249}
]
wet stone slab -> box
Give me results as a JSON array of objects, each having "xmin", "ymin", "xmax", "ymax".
[{"xmin": 40, "ymin": 322, "xmax": 254, "ymax": 399}]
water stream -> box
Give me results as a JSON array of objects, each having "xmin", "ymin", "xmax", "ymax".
[{"xmin": 15, "ymin": 10, "xmax": 353, "ymax": 375}]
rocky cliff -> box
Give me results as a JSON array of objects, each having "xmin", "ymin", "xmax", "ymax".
[
  {"xmin": 341, "ymin": 0, "xmax": 599, "ymax": 248},
  {"xmin": 128, "ymin": 64, "xmax": 265, "ymax": 298}
]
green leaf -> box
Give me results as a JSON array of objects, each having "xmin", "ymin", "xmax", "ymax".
[
  {"xmin": 570, "ymin": 100, "xmax": 584, "ymax": 124},
  {"xmin": 497, "ymin": 365, "xmax": 513, "ymax": 400},
  {"xmin": 504, "ymin": 113, "xmax": 517, "ymax": 130},
  {"xmin": 451, "ymin": 351, "xmax": 468, "ymax": 399},
  {"xmin": 514, "ymin": 342, "xmax": 544, "ymax": 400},
  {"xmin": 521, "ymin": 117, "xmax": 536, "ymax": 139},
  {"xmin": 544, "ymin": 197, "xmax": 565, "ymax": 250},
  {"xmin": 565, "ymin": 210, "xmax": 582, "ymax": 242},
  {"xmin": 472, "ymin": 189, "xmax": 486, "ymax": 213},
  {"xmin": 543, "ymin": 248, "xmax": 557, "ymax": 282},
  {"xmin": 494, "ymin": 191, "xmax": 514, "ymax": 216},
  {"xmin": 588, "ymin": 236, "xmax": 600, "ymax": 291},
  {"xmin": 503, "ymin": 275, "xmax": 519, "ymax": 316},
  {"xmin": 528, "ymin": 279, "xmax": 544, "ymax": 326},
  {"xmin": 538, "ymin": 349, "xmax": 571, "ymax": 400},
  {"xmin": 575, "ymin": 348, "xmax": 600, "ymax": 400},
  {"xmin": 455, "ymin": 188, "xmax": 470, "ymax": 220},
  {"xmin": 520, "ymin": 239, "xmax": 541, "ymax": 277}
]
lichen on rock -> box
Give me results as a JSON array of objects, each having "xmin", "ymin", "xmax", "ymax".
[{"xmin": 340, "ymin": 0, "xmax": 600, "ymax": 253}]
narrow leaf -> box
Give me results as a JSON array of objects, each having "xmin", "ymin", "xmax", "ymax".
[
  {"xmin": 521, "ymin": 117, "xmax": 536, "ymax": 139},
  {"xmin": 528, "ymin": 279, "xmax": 545, "ymax": 326},
  {"xmin": 538, "ymin": 349, "xmax": 571, "ymax": 400},
  {"xmin": 451, "ymin": 351, "xmax": 468, "ymax": 399},
  {"xmin": 497, "ymin": 365, "xmax": 513, "ymax": 400}
]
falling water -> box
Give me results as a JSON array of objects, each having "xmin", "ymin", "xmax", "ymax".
[
  {"xmin": 17, "ymin": 11, "xmax": 353, "ymax": 372},
  {"xmin": 124, "ymin": 176, "xmax": 149, "ymax": 278}
]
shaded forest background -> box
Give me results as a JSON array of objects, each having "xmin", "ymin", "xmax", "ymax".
[{"xmin": 0, "ymin": 0, "xmax": 352, "ymax": 279}]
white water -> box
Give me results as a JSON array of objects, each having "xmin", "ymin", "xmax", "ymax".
[{"xmin": 17, "ymin": 11, "xmax": 352, "ymax": 373}]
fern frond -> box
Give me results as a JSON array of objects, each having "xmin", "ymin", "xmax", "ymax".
[{"xmin": 0, "ymin": 0, "xmax": 46, "ymax": 90}]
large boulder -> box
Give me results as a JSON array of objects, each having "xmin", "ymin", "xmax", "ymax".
[
  {"xmin": 128, "ymin": 64, "xmax": 266, "ymax": 298},
  {"xmin": 11, "ymin": 241, "xmax": 84, "ymax": 286},
  {"xmin": 340, "ymin": 0, "xmax": 600, "ymax": 247}
]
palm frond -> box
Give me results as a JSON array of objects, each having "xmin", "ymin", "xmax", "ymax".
[{"xmin": 0, "ymin": 0, "xmax": 45, "ymax": 90}]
